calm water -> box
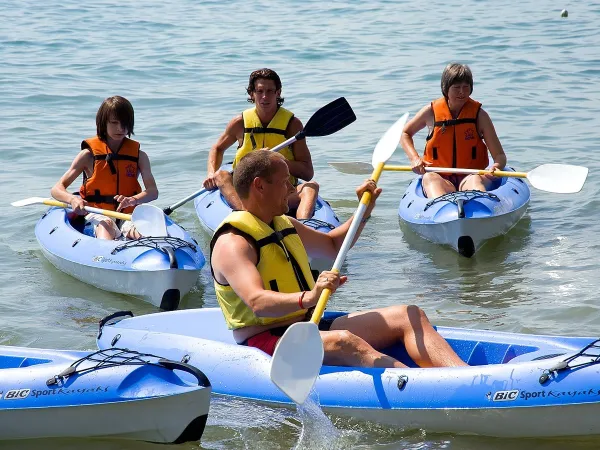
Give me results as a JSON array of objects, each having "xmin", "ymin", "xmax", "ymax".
[{"xmin": 2, "ymin": 0, "xmax": 600, "ymax": 448}]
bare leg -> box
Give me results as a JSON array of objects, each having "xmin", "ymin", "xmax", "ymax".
[
  {"xmin": 460, "ymin": 174, "xmax": 495, "ymax": 192},
  {"xmin": 94, "ymin": 218, "xmax": 119, "ymax": 240},
  {"xmin": 214, "ymin": 170, "xmax": 243, "ymax": 210},
  {"xmin": 329, "ymin": 305, "xmax": 467, "ymax": 367},
  {"xmin": 294, "ymin": 181, "xmax": 319, "ymax": 220},
  {"xmin": 422, "ymin": 173, "xmax": 456, "ymax": 198},
  {"xmin": 321, "ymin": 329, "xmax": 406, "ymax": 368}
]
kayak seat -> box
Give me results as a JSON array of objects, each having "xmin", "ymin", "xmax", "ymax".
[
  {"xmin": 68, "ymin": 214, "xmax": 86, "ymax": 234},
  {"xmin": 446, "ymin": 340, "xmax": 539, "ymax": 366},
  {"xmin": 506, "ymin": 349, "xmax": 567, "ymax": 364}
]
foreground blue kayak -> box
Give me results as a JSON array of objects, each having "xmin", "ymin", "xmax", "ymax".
[
  {"xmin": 398, "ymin": 167, "xmax": 530, "ymax": 257},
  {"xmin": 0, "ymin": 344, "xmax": 210, "ymax": 443},
  {"xmin": 35, "ymin": 207, "xmax": 205, "ymax": 310},
  {"xmin": 98, "ymin": 307, "xmax": 600, "ymax": 438}
]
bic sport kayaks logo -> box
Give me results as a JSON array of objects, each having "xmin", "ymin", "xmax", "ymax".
[
  {"xmin": 491, "ymin": 388, "xmax": 600, "ymax": 402},
  {"xmin": 92, "ymin": 256, "xmax": 126, "ymax": 265},
  {"xmin": 1, "ymin": 389, "xmax": 30, "ymax": 400},
  {"xmin": 491, "ymin": 390, "xmax": 519, "ymax": 401}
]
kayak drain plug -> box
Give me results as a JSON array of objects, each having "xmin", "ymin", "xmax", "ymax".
[{"xmin": 397, "ymin": 375, "xmax": 408, "ymax": 390}]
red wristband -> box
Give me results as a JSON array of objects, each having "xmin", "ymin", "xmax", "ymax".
[{"xmin": 298, "ymin": 291, "xmax": 306, "ymax": 310}]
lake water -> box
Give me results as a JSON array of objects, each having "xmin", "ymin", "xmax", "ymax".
[{"xmin": 2, "ymin": 0, "xmax": 600, "ymax": 448}]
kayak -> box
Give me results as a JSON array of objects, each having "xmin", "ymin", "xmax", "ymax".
[
  {"xmin": 194, "ymin": 163, "xmax": 340, "ymax": 270},
  {"xmin": 398, "ymin": 167, "xmax": 530, "ymax": 257},
  {"xmin": 97, "ymin": 307, "xmax": 600, "ymax": 438},
  {"xmin": 0, "ymin": 344, "xmax": 211, "ymax": 443},
  {"xmin": 35, "ymin": 207, "xmax": 205, "ymax": 310},
  {"xmin": 193, "ymin": 163, "xmax": 340, "ymax": 234}
]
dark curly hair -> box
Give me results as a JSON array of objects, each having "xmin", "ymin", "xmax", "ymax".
[{"xmin": 246, "ymin": 68, "xmax": 284, "ymax": 106}]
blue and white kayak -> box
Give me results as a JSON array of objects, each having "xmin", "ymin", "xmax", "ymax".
[
  {"xmin": 97, "ymin": 307, "xmax": 600, "ymax": 438},
  {"xmin": 35, "ymin": 207, "xmax": 205, "ymax": 310},
  {"xmin": 398, "ymin": 167, "xmax": 530, "ymax": 257},
  {"xmin": 194, "ymin": 163, "xmax": 340, "ymax": 270},
  {"xmin": 0, "ymin": 344, "xmax": 210, "ymax": 443},
  {"xmin": 193, "ymin": 163, "xmax": 340, "ymax": 235}
]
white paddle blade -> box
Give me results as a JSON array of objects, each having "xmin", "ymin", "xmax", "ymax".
[
  {"xmin": 371, "ymin": 112, "xmax": 409, "ymax": 166},
  {"xmin": 131, "ymin": 204, "xmax": 168, "ymax": 237},
  {"xmin": 528, "ymin": 164, "xmax": 589, "ymax": 194},
  {"xmin": 328, "ymin": 161, "xmax": 374, "ymax": 175},
  {"xmin": 11, "ymin": 197, "xmax": 49, "ymax": 207},
  {"xmin": 270, "ymin": 322, "xmax": 323, "ymax": 405}
]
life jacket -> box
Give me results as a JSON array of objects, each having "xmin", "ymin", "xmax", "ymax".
[
  {"xmin": 423, "ymin": 97, "xmax": 489, "ymax": 170},
  {"xmin": 233, "ymin": 107, "xmax": 297, "ymax": 185},
  {"xmin": 210, "ymin": 211, "xmax": 314, "ymax": 330},
  {"xmin": 79, "ymin": 136, "xmax": 141, "ymax": 213}
]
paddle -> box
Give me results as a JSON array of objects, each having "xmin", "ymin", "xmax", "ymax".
[
  {"xmin": 12, "ymin": 198, "xmax": 168, "ymax": 236},
  {"xmin": 162, "ymin": 97, "xmax": 357, "ymax": 215},
  {"xmin": 328, "ymin": 162, "xmax": 589, "ymax": 194},
  {"xmin": 270, "ymin": 112, "xmax": 410, "ymax": 405}
]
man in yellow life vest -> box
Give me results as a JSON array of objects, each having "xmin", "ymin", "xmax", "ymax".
[
  {"xmin": 202, "ymin": 68, "xmax": 319, "ymax": 218},
  {"xmin": 51, "ymin": 96, "xmax": 159, "ymax": 240},
  {"xmin": 401, "ymin": 63, "xmax": 507, "ymax": 199},
  {"xmin": 210, "ymin": 150, "xmax": 467, "ymax": 368}
]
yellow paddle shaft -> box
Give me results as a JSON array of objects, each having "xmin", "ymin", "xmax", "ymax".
[
  {"xmin": 310, "ymin": 162, "xmax": 386, "ymax": 325},
  {"xmin": 43, "ymin": 199, "xmax": 133, "ymax": 221}
]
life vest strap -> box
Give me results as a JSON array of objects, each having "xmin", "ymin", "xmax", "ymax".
[
  {"xmin": 433, "ymin": 118, "xmax": 477, "ymax": 128},
  {"xmin": 93, "ymin": 154, "xmax": 139, "ymax": 175},
  {"xmin": 255, "ymin": 228, "xmax": 298, "ymax": 249},
  {"xmin": 244, "ymin": 127, "xmax": 287, "ymax": 135}
]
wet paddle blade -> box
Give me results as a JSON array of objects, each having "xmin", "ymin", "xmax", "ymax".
[
  {"xmin": 11, "ymin": 197, "xmax": 50, "ymax": 207},
  {"xmin": 131, "ymin": 204, "xmax": 168, "ymax": 237},
  {"xmin": 270, "ymin": 322, "xmax": 323, "ymax": 405},
  {"xmin": 527, "ymin": 164, "xmax": 589, "ymax": 194},
  {"xmin": 372, "ymin": 113, "xmax": 409, "ymax": 166},
  {"xmin": 328, "ymin": 161, "xmax": 374, "ymax": 175},
  {"xmin": 304, "ymin": 97, "xmax": 356, "ymax": 137}
]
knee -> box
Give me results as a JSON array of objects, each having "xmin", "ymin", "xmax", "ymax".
[
  {"xmin": 422, "ymin": 172, "xmax": 441, "ymax": 186},
  {"xmin": 299, "ymin": 180, "xmax": 319, "ymax": 196},
  {"xmin": 214, "ymin": 170, "xmax": 233, "ymax": 188},
  {"xmin": 325, "ymin": 329, "xmax": 362, "ymax": 353}
]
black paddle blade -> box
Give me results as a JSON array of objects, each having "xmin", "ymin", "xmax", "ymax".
[{"xmin": 303, "ymin": 97, "xmax": 356, "ymax": 138}]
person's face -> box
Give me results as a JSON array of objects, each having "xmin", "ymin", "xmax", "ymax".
[
  {"xmin": 106, "ymin": 116, "xmax": 128, "ymax": 142},
  {"xmin": 251, "ymin": 79, "xmax": 280, "ymax": 113},
  {"xmin": 264, "ymin": 159, "xmax": 295, "ymax": 215},
  {"xmin": 447, "ymin": 82, "xmax": 471, "ymax": 106}
]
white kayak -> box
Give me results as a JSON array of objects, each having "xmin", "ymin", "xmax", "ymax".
[
  {"xmin": 97, "ymin": 307, "xmax": 600, "ymax": 438},
  {"xmin": 35, "ymin": 207, "xmax": 205, "ymax": 310},
  {"xmin": 0, "ymin": 344, "xmax": 211, "ymax": 443}
]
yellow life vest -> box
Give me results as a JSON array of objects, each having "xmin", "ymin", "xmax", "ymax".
[
  {"xmin": 210, "ymin": 211, "xmax": 315, "ymax": 330},
  {"xmin": 233, "ymin": 106, "xmax": 297, "ymax": 185}
]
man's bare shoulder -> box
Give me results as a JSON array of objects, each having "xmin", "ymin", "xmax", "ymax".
[
  {"xmin": 287, "ymin": 116, "xmax": 304, "ymax": 135},
  {"xmin": 227, "ymin": 114, "xmax": 244, "ymax": 131},
  {"xmin": 213, "ymin": 228, "xmax": 258, "ymax": 263}
]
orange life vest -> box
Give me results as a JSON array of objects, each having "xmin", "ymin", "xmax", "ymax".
[
  {"xmin": 423, "ymin": 97, "xmax": 489, "ymax": 170},
  {"xmin": 79, "ymin": 136, "xmax": 141, "ymax": 213}
]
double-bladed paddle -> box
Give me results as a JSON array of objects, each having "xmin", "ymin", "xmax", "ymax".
[
  {"xmin": 11, "ymin": 197, "xmax": 168, "ymax": 236},
  {"xmin": 327, "ymin": 162, "xmax": 589, "ymax": 194},
  {"xmin": 162, "ymin": 97, "xmax": 357, "ymax": 215},
  {"xmin": 269, "ymin": 112, "xmax": 410, "ymax": 405}
]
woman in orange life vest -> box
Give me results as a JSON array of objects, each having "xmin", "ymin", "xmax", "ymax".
[
  {"xmin": 400, "ymin": 63, "xmax": 507, "ymax": 199},
  {"xmin": 50, "ymin": 96, "xmax": 158, "ymax": 240}
]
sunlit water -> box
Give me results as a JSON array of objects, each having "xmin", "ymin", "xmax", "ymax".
[{"xmin": 2, "ymin": 0, "xmax": 600, "ymax": 448}]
